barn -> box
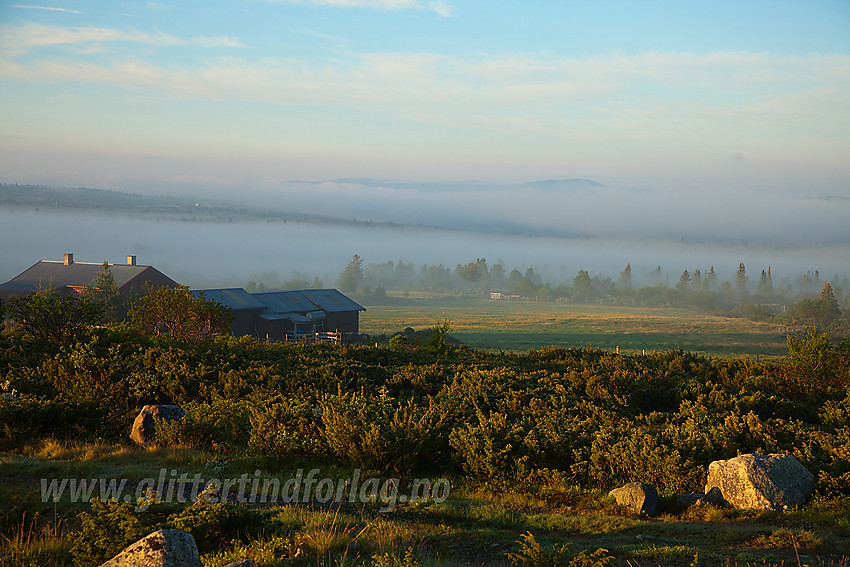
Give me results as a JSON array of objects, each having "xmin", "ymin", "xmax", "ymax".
[
  {"xmin": 196, "ymin": 288, "xmax": 267, "ymax": 337},
  {"xmin": 198, "ymin": 287, "xmax": 365, "ymax": 342}
]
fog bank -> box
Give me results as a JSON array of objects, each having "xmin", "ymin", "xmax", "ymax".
[{"xmin": 1, "ymin": 209, "xmax": 847, "ymax": 290}]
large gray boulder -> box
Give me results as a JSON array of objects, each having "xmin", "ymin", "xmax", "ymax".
[
  {"xmin": 130, "ymin": 405, "xmax": 186, "ymax": 446},
  {"xmin": 99, "ymin": 529, "xmax": 201, "ymax": 567},
  {"xmin": 705, "ymin": 453, "xmax": 815, "ymax": 511},
  {"xmin": 608, "ymin": 482, "xmax": 658, "ymax": 515}
]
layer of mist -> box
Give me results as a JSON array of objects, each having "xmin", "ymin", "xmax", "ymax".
[
  {"xmin": 170, "ymin": 177, "xmax": 850, "ymax": 245},
  {"xmin": 1, "ymin": 208, "xmax": 847, "ymax": 291}
]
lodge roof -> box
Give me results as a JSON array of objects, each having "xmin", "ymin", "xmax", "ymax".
[{"xmin": 0, "ymin": 256, "xmax": 174, "ymax": 293}]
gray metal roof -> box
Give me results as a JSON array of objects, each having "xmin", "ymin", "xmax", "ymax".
[
  {"xmin": 299, "ymin": 289, "xmax": 365, "ymax": 313},
  {"xmin": 259, "ymin": 312, "xmax": 311, "ymax": 323},
  {"xmin": 185, "ymin": 287, "xmax": 365, "ymax": 321},
  {"xmin": 253, "ymin": 290, "xmax": 319, "ymax": 314},
  {"xmin": 195, "ymin": 288, "xmax": 266, "ymax": 311},
  {"xmin": 0, "ymin": 260, "xmax": 170, "ymax": 291}
]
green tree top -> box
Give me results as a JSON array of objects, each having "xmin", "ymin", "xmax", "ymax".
[
  {"xmin": 129, "ymin": 284, "xmax": 233, "ymax": 343},
  {"xmin": 456, "ymin": 258, "xmax": 488, "ymax": 291},
  {"xmin": 736, "ymin": 262, "xmax": 747, "ymax": 288},
  {"xmin": 789, "ymin": 281, "xmax": 842, "ymax": 327},
  {"xmin": 85, "ymin": 262, "xmax": 125, "ymax": 324},
  {"xmin": 619, "ymin": 263, "xmax": 632, "ymax": 289},
  {"xmin": 338, "ymin": 254, "xmax": 364, "ymax": 293},
  {"xmin": 573, "ymin": 269, "xmax": 594, "ymax": 302},
  {"xmin": 8, "ymin": 285, "xmax": 103, "ymax": 345}
]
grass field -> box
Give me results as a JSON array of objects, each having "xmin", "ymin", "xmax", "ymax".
[{"xmin": 359, "ymin": 296, "xmax": 791, "ymax": 358}]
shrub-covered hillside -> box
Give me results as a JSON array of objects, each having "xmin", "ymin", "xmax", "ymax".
[{"xmin": 2, "ymin": 325, "xmax": 849, "ymax": 496}]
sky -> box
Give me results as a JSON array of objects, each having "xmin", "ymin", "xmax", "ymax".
[{"xmin": 1, "ymin": 1, "xmax": 849, "ymax": 247}]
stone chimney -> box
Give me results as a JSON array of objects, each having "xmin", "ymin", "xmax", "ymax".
[
  {"xmin": 64, "ymin": 253, "xmax": 74, "ymax": 265},
  {"xmin": 127, "ymin": 255, "xmax": 137, "ymax": 266}
]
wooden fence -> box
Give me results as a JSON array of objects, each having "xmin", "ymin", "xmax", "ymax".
[{"xmin": 282, "ymin": 331, "xmax": 342, "ymax": 344}]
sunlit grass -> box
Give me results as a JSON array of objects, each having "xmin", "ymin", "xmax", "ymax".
[
  {"xmin": 30, "ymin": 438, "xmax": 133, "ymax": 462},
  {"xmin": 749, "ymin": 527, "xmax": 823, "ymax": 549},
  {"xmin": 360, "ymin": 298, "xmax": 789, "ymax": 357},
  {"xmin": 201, "ymin": 535, "xmax": 297, "ymax": 567},
  {"xmin": 622, "ymin": 542, "xmax": 699, "ymax": 559},
  {"xmin": 0, "ymin": 512, "xmax": 72, "ymax": 567}
]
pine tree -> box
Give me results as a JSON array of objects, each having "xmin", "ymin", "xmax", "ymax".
[
  {"xmin": 677, "ymin": 270, "xmax": 690, "ymax": 291},
  {"xmin": 87, "ymin": 262, "xmax": 124, "ymax": 323},
  {"xmin": 706, "ymin": 266, "xmax": 717, "ymax": 290},
  {"xmin": 619, "ymin": 263, "xmax": 632, "ymax": 289},
  {"xmin": 338, "ymin": 254, "xmax": 364, "ymax": 293},
  {"xmin": 736, "ymin": 262, "xmax": 747, "ymax": 289}
]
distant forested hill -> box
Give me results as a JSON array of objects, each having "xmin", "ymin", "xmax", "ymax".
[{"xmin": 0, "ymin": 183, "xmax": 398, "ymax": 228}]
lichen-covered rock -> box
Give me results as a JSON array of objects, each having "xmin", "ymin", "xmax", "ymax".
[
  {"xmin": 705, "ymin": 453, "xmax": 815, "ymax": 511},
  {"xmin": 608, "ymin": 482, "xmax": 658, "ymax": 515},
  {"xmin": 129, "ymin": 405, "xmax": 186, "ymax": 446},
  {"xmin": 99, "ymin": 529, "xmax": 201, "ymax": 567},
  {"xmin": 223, "ymin": 560, "xmax": 254, "ymax": 567}
]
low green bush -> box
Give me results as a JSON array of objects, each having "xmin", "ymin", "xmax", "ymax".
[
  {"xmin": 71, "ymin": 499, "xmax": 152, "ymax": 567},
  {"xmin": 155, "ymin": 399, "xmax": 251, "ymax": 452},
  {"xmin": 248, "ymin": 396, "xmax": 324, "ymax": 458},
  {"xmin": 320, "ymin": 387, "xmax": 450, "ymax": 474},
  {"xmin": 166, "ymin": 497, "xmax": 266, "ymax": 549}
]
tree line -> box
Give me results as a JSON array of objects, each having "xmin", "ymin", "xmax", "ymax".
[{"xmin": 327, "ymin": 255, "xmax": 848, "ymax": 329}]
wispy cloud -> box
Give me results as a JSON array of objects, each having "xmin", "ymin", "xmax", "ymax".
[
  {"xmin": 193, "ymin": 36, "xmax": 245, "ymax": 48},
  {"xmin": 3, "ymin": 48, "xmax": 847, "ymax": 123},
  {"xmin": 10, "ymin": 5, "xmax": 83, "ymax": 14},
  {"xmin": 0, "ymin": 23, "xmax": 244, "ymax": 50},
  {"xmin": 270, "ymin": 0, "xmax": 454, "ymax": 17},
  {"xmin": 426, "ymin": 1, "xmax": 453, "ymax": 17},
  {"xmin": 0, "ymin": 23, "xmax": 182, "ymax": 49},
  {"xmin": 1, "ymin": 36, "xmax": 846, "ymax": 177}
]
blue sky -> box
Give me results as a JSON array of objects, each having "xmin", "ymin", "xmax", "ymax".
[{"xmin": 1, "ymin": 0, "xmax": 849, "ymax": 201}]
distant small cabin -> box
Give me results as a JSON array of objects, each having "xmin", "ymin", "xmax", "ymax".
[
  {"xmin": 198, "ymin": 287, "xmax": 365, "ymax": 342},
  {"xmin": 0, "ymin": 253, "xmax": 178, "ymax": 302}
]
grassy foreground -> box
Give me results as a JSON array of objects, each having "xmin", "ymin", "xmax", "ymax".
[
  {"xmin": 359, "ymin": 297, "xmax": 790, "ymax": 358},
  {"xmin": 2, "ymin": 441, "xmax": 849, "ymax": 567}
]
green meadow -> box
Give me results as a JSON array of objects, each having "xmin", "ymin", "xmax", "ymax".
[{"xmin": 359, "ymin": 296, "xmax": 790, "ymax": 358}]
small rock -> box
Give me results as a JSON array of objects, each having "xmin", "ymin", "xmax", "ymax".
[
  {"xmin": 608, "ymin": 482, "xmax": 658, "ymax": 515},
  {"xmin": 130, "ymin": 405, "xmax": 186, "ymax": 446},
  {"xmin": 223, "ymin": 560, "xmax": 254, "ymax": 567},
  {"xmin": 677, "ymin": 486, "xmax": 724, "ymax": 509}
]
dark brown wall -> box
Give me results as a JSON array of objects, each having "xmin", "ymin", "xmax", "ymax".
[
  {"xmin": 230, "ymin": 309, "xmax": 262, "ymax": 337},
  {"xmin": 324, "ymin": 311, "xmax": 360, "ymax": 335},
  {"xmin": 122, "ymin": 268, "xmax": 179, "ymax": 296},
  {"xmin": 257, "ymin": 317, "xmax": 291, "ymax": 341}
]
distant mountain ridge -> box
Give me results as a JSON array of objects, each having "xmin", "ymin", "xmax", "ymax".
[
  {"xmin": 0, "ymin": 179, "xmax": 606, "ymax": 239},
  {"xmin": 0, "ymin": 183, "xmax": 359, "ymax": 227},
  {"xmin": 520, "ymin": 179, "xmax": 606, "ymax": 190},
  {"xmin": 324, "ymin": 178, "xmax": 606, "ymax": 191}
]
